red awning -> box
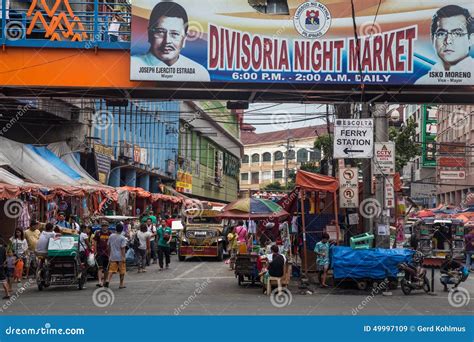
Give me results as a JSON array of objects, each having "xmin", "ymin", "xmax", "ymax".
[{"xmin": 295, "ymin": 170, "xmax": 339, "ymax": 193}]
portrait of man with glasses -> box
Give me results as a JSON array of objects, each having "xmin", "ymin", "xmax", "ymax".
[
  {"xmin": 131, "ymin": 1, "xmax": 210, "ymax": 81},
  {"xmin": 416, "ymin": 5, "xmax": 473, "ymax": 85}
]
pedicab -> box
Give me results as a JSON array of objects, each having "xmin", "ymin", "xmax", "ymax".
[{"xmin": 36, "ymin": 233, "xmax": 87, "ymax": 290}]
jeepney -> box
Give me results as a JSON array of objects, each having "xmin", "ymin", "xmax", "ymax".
[
  {"xmin": 178, "ymin": 209, "xmax": 225, "ymax": 261},
  {"xmin": 413, "ymin": 218, "xmax": 465, "ymax": 259}
]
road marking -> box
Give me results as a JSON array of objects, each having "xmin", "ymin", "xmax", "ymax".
[
  {"xmin": 117, "ymin": 276, "xmax": 235, "ymax": 284},
  {"xmin": 174, "ymin": 263, "xmax": 205, "ymax": 279}
]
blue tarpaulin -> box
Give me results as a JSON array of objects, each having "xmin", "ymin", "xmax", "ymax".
[
  {"xmin": 331, "ymin": 246, "xmax": 414, "ymax": 280},
  {"xmin": 27, "ymin": 145, "xmax": 82, "ymax": 181}
]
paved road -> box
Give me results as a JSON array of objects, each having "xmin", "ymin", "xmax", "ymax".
[{"xmin": 1, "ymin": 255, "xmax": 473, "ymax": 315}]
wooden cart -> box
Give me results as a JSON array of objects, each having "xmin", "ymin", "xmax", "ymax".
[{"xmin": 234, "ymin": 254, "xmax": 260, "ymax": 286}]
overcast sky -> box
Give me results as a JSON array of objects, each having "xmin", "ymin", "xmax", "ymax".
[{"xmin": 245, "ymin": 103, "xmax": 329, "ymax": 133}]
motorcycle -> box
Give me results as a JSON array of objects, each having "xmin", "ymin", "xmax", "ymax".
[{"xmin": 398, "ymin": 251, "xmax": 430, "ymax": 295}]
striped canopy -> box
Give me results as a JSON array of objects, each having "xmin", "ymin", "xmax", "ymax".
[{"xmin": 219, "ymin": 198, "xmax": 289, "ymax": 220}]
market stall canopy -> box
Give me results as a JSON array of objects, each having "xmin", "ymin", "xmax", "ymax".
[
  {"xmin": 47, "ymin": 142, "xmax": 99, "ymax": 184},
  {"xmin": 415, "ymin": 209, "xmax": 436, "ymax": 218},
  {"xmin": 219, "ymin": 198, "xmax": 288, "ymax": 220},
  {"xmin": 0, "ymin": 168, "xmax": 25, "ymax": 186},
  {"xmin": 119, "ymin": 186, "xmax": 152, "ymax": 198},
  {"xmin": 295, "ymin": 170, "xmax": 339, "ymax": 193},
  {"xmin": 0, "ymin": 137, "xmax": 78, "ymax": 186}
]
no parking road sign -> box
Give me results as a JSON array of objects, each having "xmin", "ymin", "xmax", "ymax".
[{"xmin": 334, "ymin": 119, "xmax": 374, "ymax": 159}]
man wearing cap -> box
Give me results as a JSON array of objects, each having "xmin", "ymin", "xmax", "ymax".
[
  {"xmin": 24, "ymin": 220, "xmax": 41, "ymax": 278},
  {"xmin": 94, "ymin": 222, "xmax": 111, "ymax": 287}
]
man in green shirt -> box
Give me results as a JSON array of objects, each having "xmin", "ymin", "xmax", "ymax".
[
  {"xmin": 141, "ymin": 210, "xmax": 157, "ymax": 225},
  {"xmin": 157, "ymin": 219, "xmax": 172, "ymax": 270}
]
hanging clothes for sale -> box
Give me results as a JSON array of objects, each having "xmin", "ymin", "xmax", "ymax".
[
  {"xmin": 18, "ymin": 200, "xmax": 31, "ymax": 230},
  {"xmin": 291, "ymin": 216, "xmax": 298, "ymax": 234},
  {"xmin": 247, "ymin": 220, "xmax": 257, "ymax": 234}
]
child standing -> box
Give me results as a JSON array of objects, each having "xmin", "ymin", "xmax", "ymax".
[
  {"xmin": 13, "ymin": 257, "xmax": 24, "ymax": 283},
  {"xmin": 314, "ymin": 233, "xmax": 330, "ymax": 288},
  {"xmin": 6, "ymin": 250, "xmax": 15, "ymax": 287}
]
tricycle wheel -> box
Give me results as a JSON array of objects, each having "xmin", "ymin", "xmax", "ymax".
[
  {"xmin": 423, "ymin": 276, "xmax": 430, "ymax": 293},
  {"xmin": 238, "ymin": 274, "xmax": 244, "ymax": 286},
  {"xmin": 401, "ymin": 279, "xmax": 412, "ymax": 295},
  {"xmin": 216, "ymin": 244, "xmax": 224, "ymax": 261},
  {"xmin": 38, "ymin": 282, "xmax": 44, "ymax": 291},
  {"xmin": 356, "ymin": 281, "xmax": 368, "ymax": 291}
]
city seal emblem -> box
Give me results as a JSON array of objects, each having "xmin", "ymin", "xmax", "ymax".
[{"xmin": 294, "ymin": 1, "xmax": 332, "ymax": 39}]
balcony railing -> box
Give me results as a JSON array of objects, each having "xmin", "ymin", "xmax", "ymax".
[{"xmin": 0, "ymin": 0, "xmax": 130, "ymax": 49}]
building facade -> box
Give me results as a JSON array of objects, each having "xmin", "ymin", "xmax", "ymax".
[
  {"xmin": 402, "ymin": 104, "xmax": 437, "ymax": 207},
  {"xmin": 240, "ymin": 125, "xmax": 326, "ymax": 193},
  {"xmin": 178, "ymin": 101, "xmax": 242, "ymax": 203},
  {"xmin": 436, "ymin": 105, "xmax": 474, "ymax": 206}
]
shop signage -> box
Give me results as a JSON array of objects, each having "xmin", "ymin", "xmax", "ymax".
[
  {"xmin": 334, "ymin": 119, "xmax": 373, "ymax": 159},
  {"xmin": 133, "ymin": 145, "xmax": 141, "ymax": 163},
  {"xmin": 373, "ymin": 142, "xmax": 395, "ymax": 175},
  {"xmin": 338, "ymin": 167, "xmax": 359, "ymax": 208},
  {"xmin": 94, "ymin": 143, "xmax": 113, "ymax": 184},
  {"xmin": 439, "ymin": 170, "xmax": 466, "ymax": 180},
  {"xmin": 438, "ymin": 157, "xmax": 466, "ymax": 168},
  {"xmin": 176, "ymin": 171, "xmax": 192, "ymax": 194},
  {"xmin": 131, "ymin": 1, "xmax": 474, "ymax": 86},
  {"xmin": 385, "ymin": 176, "xmax": 395, "ymax": 209}
]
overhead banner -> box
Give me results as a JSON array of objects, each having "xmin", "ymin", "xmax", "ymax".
[{"xmin": 131, "ymin": 0, "xmax": 474, "ymax": 85}]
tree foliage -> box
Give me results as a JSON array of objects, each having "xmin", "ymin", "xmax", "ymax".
[
  {"xmin": 263, "ymin": 181, "xmax": 283, "ymax": 191},
  {"xmin": 389, "ymin": 117, "xmax": 421, "ymax": 172},
  {"xmin": 314, "ymin": 134, "xmax": 333, "ymax": 161}
]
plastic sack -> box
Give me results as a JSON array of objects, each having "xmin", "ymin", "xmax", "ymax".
[
  {"xmin": 87, "ymin": 253, "xmax": 96, "ymax": 267},
  {"xmin": 126, "ymin": 248, "xmax": 136, "ymax": 263}
]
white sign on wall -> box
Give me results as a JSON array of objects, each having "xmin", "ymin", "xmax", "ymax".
[
  {"xmin": 334, "ymin": 119, "xmax": 374, "ymax": 159},
  {"xmin": 339, "ymin": 167, "xmax": 359, "ymax": 208},
  {"xmin": 385, "ymin": 176, "xmax": 395, "ymax": 209},
  {"xmin": 373, "ymin": 142, "xmax": 395, "ymax": 175}
]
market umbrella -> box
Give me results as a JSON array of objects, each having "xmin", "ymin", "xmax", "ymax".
[{"xmin": 219, "ymin": 198, "xmax": 289, "ymax": 220}]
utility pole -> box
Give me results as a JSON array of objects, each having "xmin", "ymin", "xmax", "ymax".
[
  {"xmin": 360, "ymin": 103, "xmax": 373, "ymax": 232},
  {"xmin": 281, "ymin": 130, "xmax": 295, "ymax": 189},
  {"xmin": 373, "ymin": 104, "xmax": 390, "ymax": 248}
]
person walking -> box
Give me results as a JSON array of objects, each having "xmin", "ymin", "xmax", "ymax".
[
  {"xmin": 145, "ymin": 218, "xmax": 157, "ymax": 265},
  {"xmin": 106, "ymin": 224, "xmax": 127, "ymax": 289},
  {"xmin": 136, "ymin": 223, "xmax": 152, "ymax": 273},
  {"xmin": 464, "ymin": 226, "xmax": 474, "ymax": 271},
  {"xmin": 0, "ymin": 237, "xmax": 11, "ymax": 300},
  {"xmin": 24, "ymin": 220, "xmax": 41, "ymax": 278},
  {"xmin": 9, "ymin": 228, "xmax": 28, "ymax": 279},
  {"xmin": 94, "ymin": 222, "xmax": 111, "ymax": 287},
  {"xmin": 157, "ymin": 219, "xmax": 172, "ymax": 270},
  {"xmin": 314, "ymin": 233, "xmax": 330, "ymax": 288}
]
